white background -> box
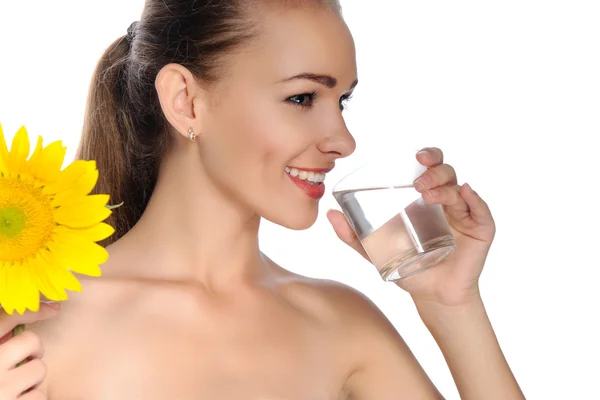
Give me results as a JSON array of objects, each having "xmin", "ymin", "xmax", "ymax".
[{"xmin": 1, "ymin": 1, "xmax": 599, "ymax": 398}]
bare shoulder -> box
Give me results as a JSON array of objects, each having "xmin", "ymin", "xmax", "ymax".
[
  {"xmin": 281, "ymin": 274, "xmax": 443, "ymax": 399},
  {"xmin": 279, "ymin": 274, "xmax": 397, "ymax": 335},
  {"xmin": 25, "ymin": 276, "xmax": 117, "ymax": 397}
]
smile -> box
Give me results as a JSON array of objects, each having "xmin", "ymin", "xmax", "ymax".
[
  {"xmin": 284, "ymin": 166, "xmax": 331, "ymax": 200},
  {"xmin": 284, "ymin": 167, "xmax": 326, "ymax": 185}
]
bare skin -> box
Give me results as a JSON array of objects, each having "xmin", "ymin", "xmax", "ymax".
[
  {"xmin": 26, "ymin": 7, "xmax": 407, "ymax": 399},
  {"xmin": 28, "ymin": 248, "xmax": 442, "ymax": 399},
  {"xmin": 30, "ymin": 257, "xmax": 374, "ymax": 399},
  {"xmin": 4, "ymin": 4, "xmax": 524, "ymax": 400}
]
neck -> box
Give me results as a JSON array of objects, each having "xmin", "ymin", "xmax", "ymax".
[{"xmin": 112, "ymin": 143, "xmax": 272, "ymax": 290}]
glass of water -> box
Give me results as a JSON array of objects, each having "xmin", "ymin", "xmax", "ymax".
[{"xmin": 332, "ymin": 149, "xmax": 456, "ymax": 281}]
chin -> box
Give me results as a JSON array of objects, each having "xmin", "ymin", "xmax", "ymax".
[{"xmin": 263, "ymin": 203, "xmax": 319, "ymax": 230}]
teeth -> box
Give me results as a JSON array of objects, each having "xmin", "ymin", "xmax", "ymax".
[
  {"xmin": 290, "ymin": 168, "xmax": 299, "ymax": 177},
  {"xmin": 285, "ymin": 167, "xmax": 326, "ymax": 183},
  {"xmin": 312, "ymin": 172, "xmax": 326, "ymax": 183}
]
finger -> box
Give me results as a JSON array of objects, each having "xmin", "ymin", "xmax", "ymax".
[
  {"xmin": 413, "ymin": 163, "xmax": 458, "ymax": 193},
  {"xmin": 0, "ymin": 303, "xmax": 61, "ymax": 338},
  {"xmin": 416, "ymin": 147, "xmax": 444, "ymax": 166},
  {"xmin": 461, "ymin": 183, "xmax": 494, "ymax": 225},
  {"xmin": 422, "ymin": 184, "xmax": 470, "ymax": 215},
  {"xmin": 6, "ymin": 359, "xmax": 47, "ymax": 398},
  {"xmin": 0, "ymin": 331, "xmax": 12, "ymax": 347},
  {"xmin": 326, "ymin": 210, "xmax": 369, "ymax": 261},
  {"xmin": 20, "ymin": 389, "xmax": 47, "ymax": 399},
  {"xmin": 0, "ymin": 330, "xmax": 45, "ymax": 371}
]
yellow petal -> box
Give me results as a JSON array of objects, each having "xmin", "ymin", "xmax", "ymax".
[
  {"xmin": 28, "ymin": 137, "xmax": 66, "ymax": 184},
  {"xmin": 2, "ymin": 265, "xmax": 19, "ymax": 314},
  {"xmin": 3, "ymin": 261, "xmax": 38, "ymax": 315},
  {"xmin": 28, "ymin": 135, "xmax": 44, "ymax": 166},
  {"xmin": 54, "ymin": 225, "xmax": 109, "ymax": 262},
  {"xmin": 34, "ymin": 263, "xmax": 69, "ymax": 301},
  {"xmin": 47, "ymin": 239, "xmax": 105, "ymax": 277},
  {"xmin": 62, "ymin": 223, "xmax": 115, "ymax": 242},
  {"xmin": 50, "ymin": 169, "xmax": 100, "ymax": 208},
  {"xmin": 8, "ymin": 125, "xmax": 30, "ymax": 175},
  {"xmin": 42, "ymin": 160, "xmax": 98, "ymax": 196},
  {"xmin": 70, "ymin": 261, "xmax": 103, "ymax": 277},
  {"xmin": 18, "ymin": 259, "xmax": 41, "ymax": 313},
  {"xmin": 53, "ymin": 194, "xmax": 111, "ymax": 228},
  {"xmin": 36, "ymin": 250, "xmax": 81, "ymax": 299},
  {"xmin": 0, "ymin": 265, "xmax": 13, "ymax": 314},
  {"xmin": 12, "ymin": 264, "xmax": 25, "ymax": 315},
  {"xmin": 0, "ymin": 123, "xmax": 9, "ymax": 175},
  {"xmin": 48, "ymin": 267, "xmax": 82, "ymax": 294}
]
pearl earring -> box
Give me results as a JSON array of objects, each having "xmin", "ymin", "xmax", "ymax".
[{"xmin": 188, "ymin": 127, "xmax": 196, "ymax": 142}]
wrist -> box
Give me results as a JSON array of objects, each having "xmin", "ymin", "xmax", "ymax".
[
  {"xmin": 409, "ymin": 281, "xmax": 482, "ymax": 308},
  {"xmin": 413, "ymin": 291, "xmax": 486, "ymax": 327}
]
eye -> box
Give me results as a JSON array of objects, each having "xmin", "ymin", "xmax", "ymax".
[
  {"xmin": 339, "ymin": 93, "xmax": 354, "ymax": 111},
  {"xmin": 286, "ymin": 92, "xmax": 317, "ymax": 109}
]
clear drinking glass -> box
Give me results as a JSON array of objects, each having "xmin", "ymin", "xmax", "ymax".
[{"xmin": 332, "ymin": 150, "xmax": 456, "ymax": 281}]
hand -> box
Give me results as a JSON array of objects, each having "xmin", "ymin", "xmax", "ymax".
[
  {"xmin": 327, "ymin": 147, "xmax": 496, "ymax": 307},
  {"xmin": 0, "ymin": 303, "xmax": 60, "ymax": 399}
]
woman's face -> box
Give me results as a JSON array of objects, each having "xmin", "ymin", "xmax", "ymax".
[{"xmin": 198, "ymin": 6, "xmax": 358, "ymax": 230}]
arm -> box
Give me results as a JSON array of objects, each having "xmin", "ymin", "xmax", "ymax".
[
  {"xmin": 415, "ymin": 295, "xmax": 525, "ymax": 400},
  {"xmin": 335, "ymin": 286, "xmax": 444, "ymax": 400},
  {"xmin": 328, "ymin": 147, "xmax": 524, "ymax": 399},
  {"xmin": 342, "ymin": 288, "xmax": 523, "ymax": 400}
]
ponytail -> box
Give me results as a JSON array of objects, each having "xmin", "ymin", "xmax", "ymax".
[{"xmin": 76, "ymin": 35, "xmax": 165, "ymax": 246}]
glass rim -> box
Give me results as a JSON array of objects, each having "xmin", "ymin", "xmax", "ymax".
[{"xmin": 331, "ymin": 151, "xmax": 426, "ymax": 193}]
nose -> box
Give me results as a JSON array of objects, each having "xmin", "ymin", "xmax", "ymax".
[{"xmin": 317, "ymin": 117, "xmax": 356, "ymax": 159}]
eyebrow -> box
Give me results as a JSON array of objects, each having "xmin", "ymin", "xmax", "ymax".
[{"xmin": 279, "ymin": 73, "xmax": 359, "ymax": 90}]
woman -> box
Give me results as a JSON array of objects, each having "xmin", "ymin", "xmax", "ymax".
[{"xmin": 0, "ymin": 0, "xmax": 525, "ymax": 398}]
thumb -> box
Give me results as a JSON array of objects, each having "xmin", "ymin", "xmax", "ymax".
[
  {"xmin": 0, "ymin": 302, "xmax": 61, "ymax": 338},
  {"xmin": 326, "ymin": 209, "xmax": 369, "ymax": 261}
]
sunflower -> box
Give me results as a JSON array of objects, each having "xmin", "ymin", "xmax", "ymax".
[{"xmin": 0, "ymin": 124, "xmax": 115, "ymax": 316}]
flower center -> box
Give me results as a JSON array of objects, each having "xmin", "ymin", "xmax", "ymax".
[
  {"xmin": 0, "ymin": 207, "xmax": 26, "ymax": 238},
  {"xmin": 0, "ymin": 176, "xmax": 55, "ymax": 264}
]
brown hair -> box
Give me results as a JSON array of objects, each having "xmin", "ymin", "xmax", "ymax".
[{"xmin": 76, "ymin": 0, "xmax": 341, "ymax": 245}]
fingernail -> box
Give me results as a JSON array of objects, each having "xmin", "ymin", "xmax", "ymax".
[
  {"xmin": 48, "ymin": 302, "xmax": 61, "ymax": 311},
  {"xmin": 417, "ymin": 150, "xmax": 428, "ymax": 157},
  {"xmin": 414, "ymin": 176, "xmax": 429, "ymax": 192},
  {"xmin": 428, "ymin": 189, "xmax": 439, "ymax": 197}
]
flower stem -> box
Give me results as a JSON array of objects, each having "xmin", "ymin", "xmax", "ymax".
[
  {"xmin": 13, "ymin": 323, "xmax": 25, "ymax": 336},
  {"xmin": 13, "ymin": 324, "xmax": 27, "ymax": 368}
]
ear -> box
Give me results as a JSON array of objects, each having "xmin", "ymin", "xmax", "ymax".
[{"xmin": 155, "ymin": 63, "xmax": 207, "ymax": 140}]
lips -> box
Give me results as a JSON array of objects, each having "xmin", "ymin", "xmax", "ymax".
[
  {"xmin": 286, "ymin": 173, "xmax": 326, "ymax": 199},
  {"xmin": 284, "ymin": 164, "xmax": 333, "ymax": 200}
]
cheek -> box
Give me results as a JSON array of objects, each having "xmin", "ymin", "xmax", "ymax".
[
  {"xmin": 199, "ymin": 103, "xmax": 287, "ymax": 190},
  {"xmin": 201, "ymin": 96, "xmax": 321, "ymax": 216},
  {"xmin": 218, "ymin": 101, "xmax": 312, "ymax": 167}
]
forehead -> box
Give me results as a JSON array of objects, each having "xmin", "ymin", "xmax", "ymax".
[{"xmin": 226, "ymin": 6, "xmax": 357, "ymax": 86}]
